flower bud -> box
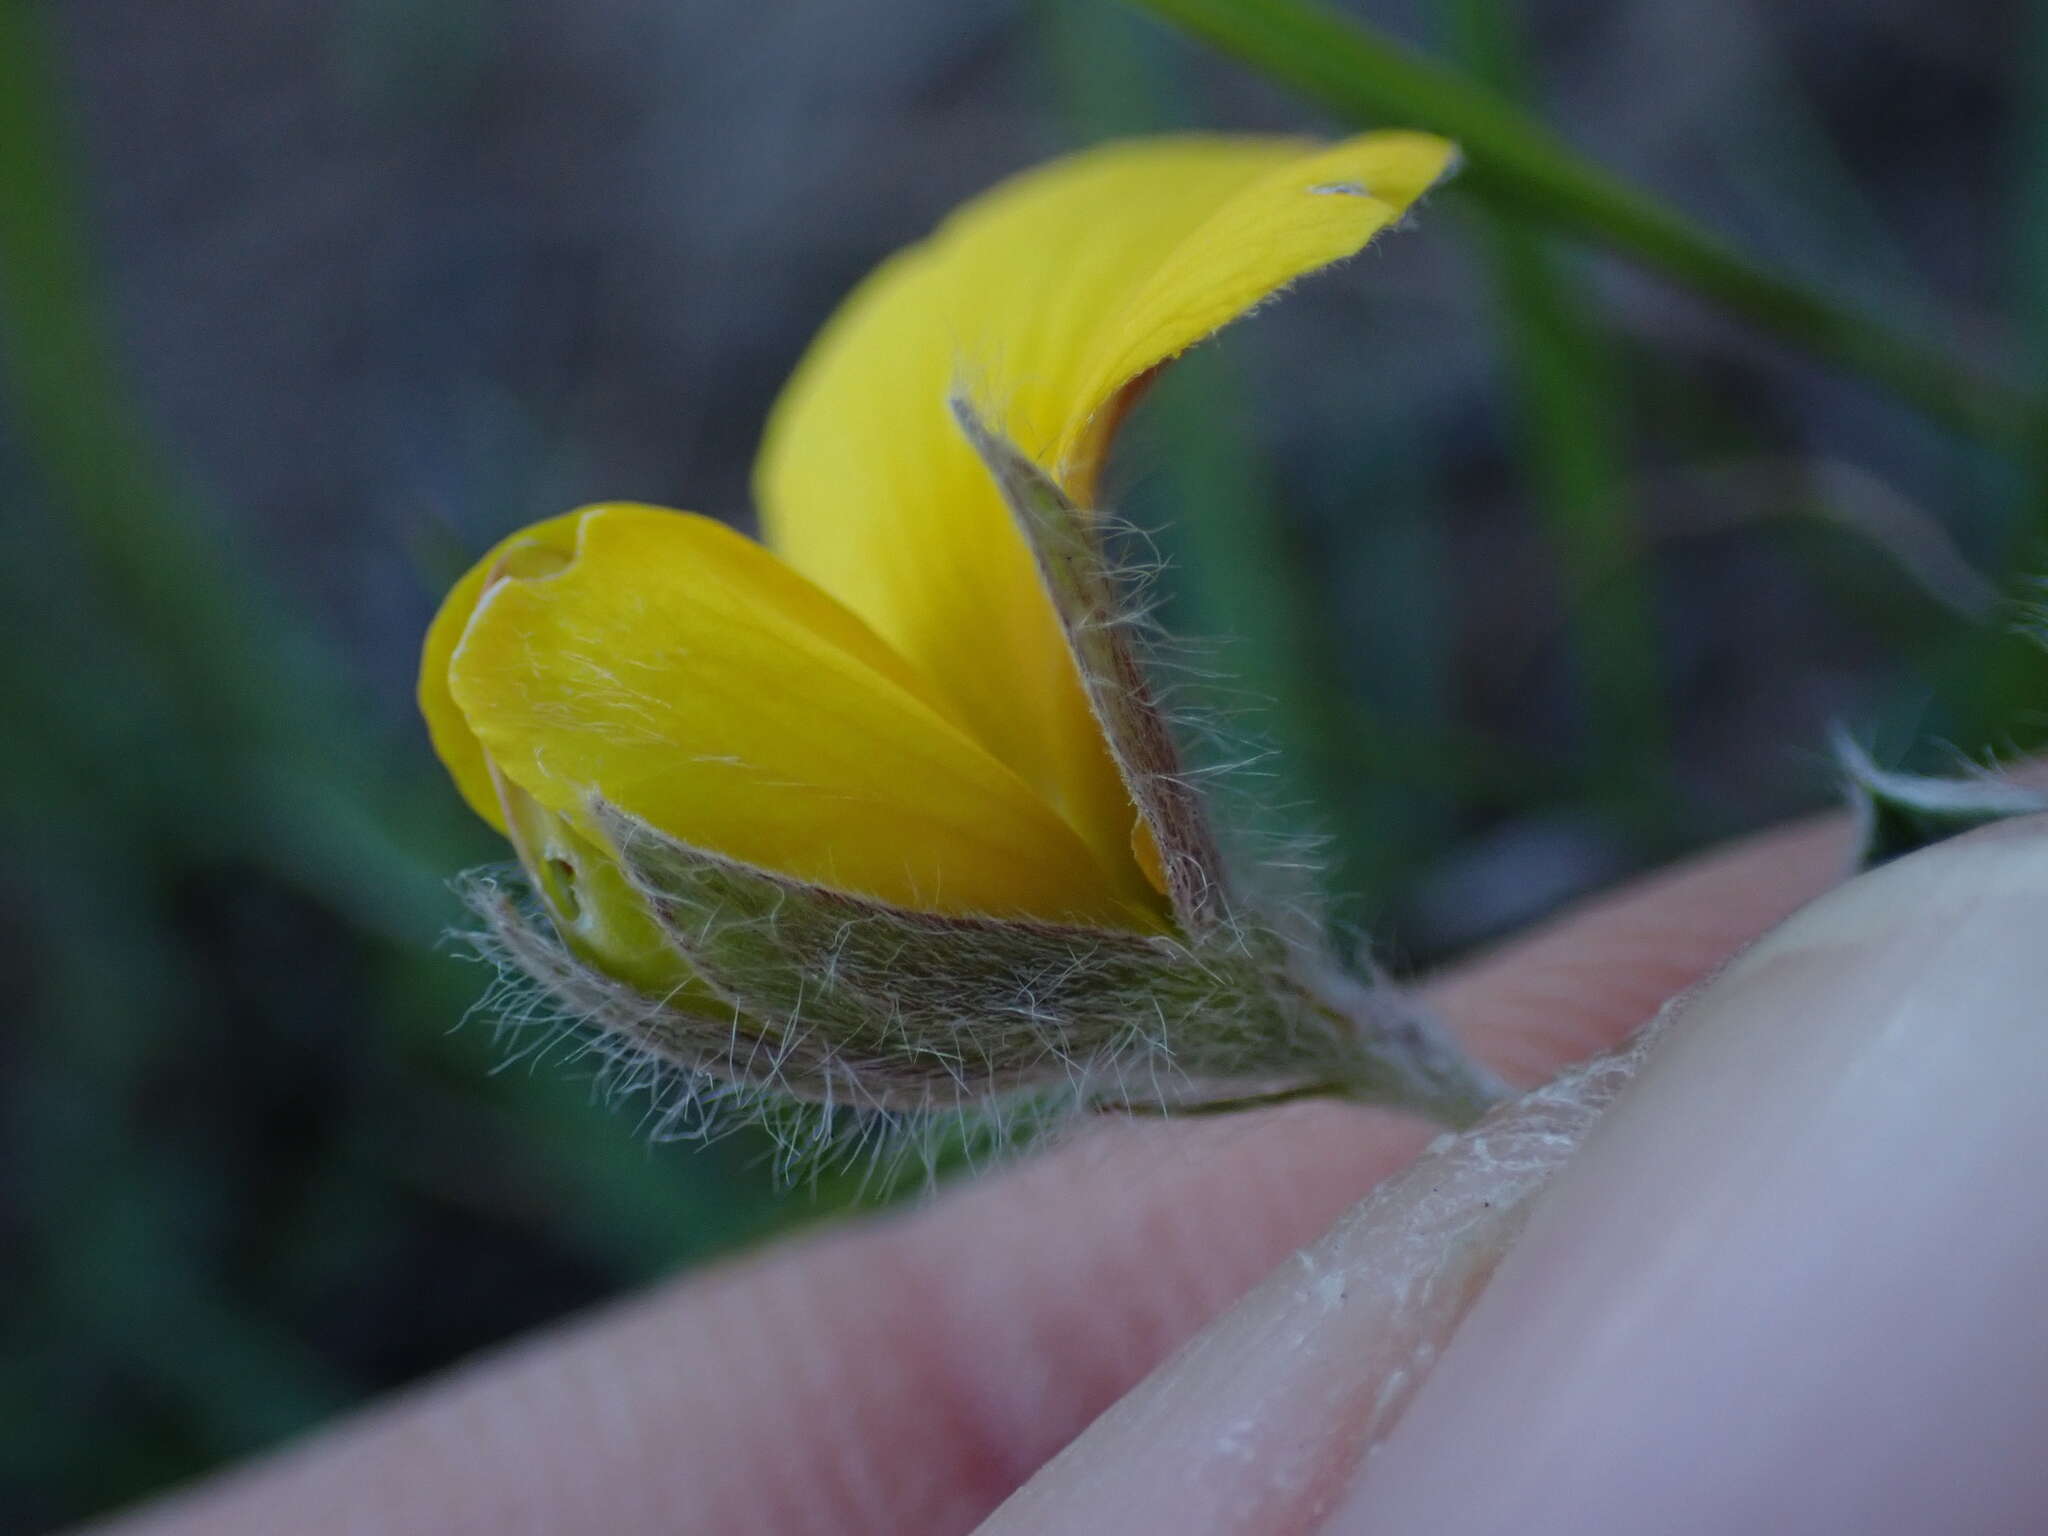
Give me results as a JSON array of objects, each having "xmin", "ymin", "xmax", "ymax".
[{"xmin": 423, "ymin": 131, "xmax": 1504, "ymax": 1160}]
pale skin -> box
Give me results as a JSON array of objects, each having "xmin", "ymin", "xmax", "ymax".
[{"xmin": 79, "ymin": 813, "xmax": 2048, "ymax": 1534}]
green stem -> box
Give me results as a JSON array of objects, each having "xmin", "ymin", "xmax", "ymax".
[{"xmin": 1121, "ymin": 0, "xmax": 2037, "ymax": 450}]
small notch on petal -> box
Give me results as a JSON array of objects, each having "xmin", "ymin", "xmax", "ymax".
[
  {"xmin": 1310, "ymin": 180, "xmax": 1370, "ymax": 196},
  {"xmin": 493, "ymin": 542, "xmax": 575, "ymax": 583}
]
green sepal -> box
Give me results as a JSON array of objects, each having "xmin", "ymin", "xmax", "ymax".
[
  {"xmin": 951, "ymin": 395, "xmax": 1236, "ymax": 935},
  {"xmin": 596, "ymin": 801, "xmax": 1502, "ymax": 1125}
]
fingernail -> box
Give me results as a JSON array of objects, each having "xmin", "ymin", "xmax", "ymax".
[
  {"xmin": 979, "ymin": 819, "xmax": 2048, "ymax": 1535},
  {"xmin": 979, "ymin": 953, "xmax": 1653, "ymax": 1532},
  {"xmin": 1325, "ymin": 815, "xmax": 2048, "ymax": 1533}
]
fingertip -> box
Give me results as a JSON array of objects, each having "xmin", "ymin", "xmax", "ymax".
[
  {"xmin": 984, "ymin": 819, "xmax": 2048, "ymax": 1536},
  {"xmin": 1333, "ymin": 816, "xmax": 2048, "ymax": 1533}
]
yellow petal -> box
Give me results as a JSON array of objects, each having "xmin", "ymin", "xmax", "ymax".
[
  {"xmin": 419, "ymin": 510, "xmax": 589, "ymax": 833},
  {"xmin": 756, "ymin": 130, "xmax": 1454, "ymax": 889},
  {"xmin": 445, "ymin": 504, "xmax": 1159, "ymax": 927}
]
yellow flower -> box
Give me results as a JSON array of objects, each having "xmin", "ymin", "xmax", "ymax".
[
  {"xmin": 423, "ymin": 132, "xmax": 1451, "ymax": 927},
  {"xmin": 417, "ymin": 130, "xmax": 1496, "ymax": 1131}
]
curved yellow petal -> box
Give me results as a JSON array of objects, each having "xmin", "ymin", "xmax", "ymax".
[
  {"xmin": 419, "ymin": 510, "xmax": 589, "ymax": 833},
  {"xmin": 756, "ymin": 130, "xmax": 1454, "ymax": 888},
  {"xmin": 445, "ymin": 504, "xmax": 1159, "ymax": 927},
  {"xmin": 1055, "ymin": 133, "xmax": 1458, "ymax": 477}
]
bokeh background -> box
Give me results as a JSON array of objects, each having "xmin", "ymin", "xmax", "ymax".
[{"xmin": 3, "ymin": 0, "xmax": 2037, "ymax": 1526}]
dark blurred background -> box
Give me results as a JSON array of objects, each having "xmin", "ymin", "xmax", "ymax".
[{"xmin": 2, "ymin": 0, "xmax": 2036, "ymax": 1527}]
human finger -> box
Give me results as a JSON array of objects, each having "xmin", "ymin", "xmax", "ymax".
[
  {"xmin": 83, "ymin": 819, "xmax": 1844, "ymax": 1536},
  {"xmin": 982, "ymin": 817, "xmax": 2048, "ymax": 1535}
]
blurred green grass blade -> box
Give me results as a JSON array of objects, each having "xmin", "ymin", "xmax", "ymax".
[
  {"xmin": 1147, "ymin": 357, "xmax": 1405, "ymax": 898},
  {"xmin": 1119, "ymin": 0, "xmax": 2035, "ymax": 451},
  {"xmin": 8, "ymin": 796, "xmax": 354, "ymax": 1474},
  {"xmin": 1041, "ymin": 0, "xmax": 1184, "ymax": 135},
  {"xmin": 2018, "ymin": 0, "xmax": 2048, "ymax": 394},
  {"xmin": 1905, "ymin": 0, "xmax": 2048, "ymax": 758},
  {"xmin": 1445, "ymin": 0, "xmax": 1666, "ymax": 822},
  {"xmin": 1710, "ymin": 1, "xmax": 2029, "ymax": 763},
  {"xmin": 370, "ymin": 942, "xmax": 820, "ymax": 1272},
  {"xmin": 1707, "ymin": 8, "xmax": 1932, "ymax": 319},
  {"xmin": 1949, "ymin": 0, "xmax": 2048, "ymax": 753},
  {"xmin": 0, "ymin": 0, "xmax": 473, "ymax": 936},
  {"xmin": 1480, "ymin": 235, "xmax": 1668, "ymax": 804},
  {"xmin": 0, "ymin": 1, "xmax": 269, "ymax": 715}
]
